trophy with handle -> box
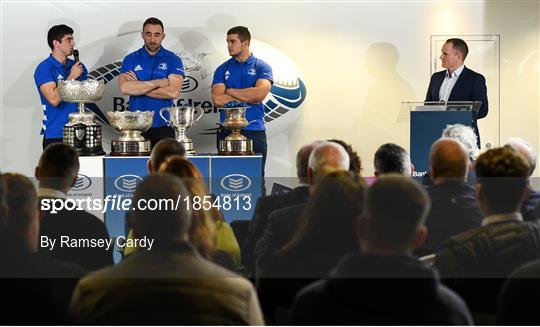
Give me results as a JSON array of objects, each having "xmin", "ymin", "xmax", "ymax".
[
  {"xmin": 59, "ymin": 79, "xmax": 106, "ymax": 156},
  {"xmin": 218, "ymin": 106, "xmax": 255, "ymax": 155},
  {"xmin": 160, "ymin": 106, "xmax": 204, "ymax": 155}
]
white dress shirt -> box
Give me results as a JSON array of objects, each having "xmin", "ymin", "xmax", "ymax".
[{"xmin": 438, "ymin": 64, "xmax": 465, "ymax": 101}]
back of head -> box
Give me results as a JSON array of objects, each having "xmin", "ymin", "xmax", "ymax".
[
  {"xmin": 442, "ymin": 124, "xmax": 480, "ymax": 160},
  {"xmin": 285, "ymin": 170, "xmax": 364, "ymax": 251},
  {"xmin": 149, "ymin": 139, "xmax": 186, "ymax": 173},
  {"xmin": 328, "ymin": 139, "xmax": 362, "ymax": 175},
  {"xmin": 1, "ymin": 173, "xmax": 38, "ymax": 238},
  {"xmin": 296, "ymin": 141, "xmax": 323, "ymax": 184},
  {"xmin": 37, "ymin": 143, "xmax": 79, "ymax": 191},
  {"xmin": 374, "ymin": 143, "xmax": 411, "ymax": 176},
  {"xmin": 308, "ymin": 141, "xmax": 350, "ymax": 180},
  {"xmin": 475, "ymin": 147, "xmax": 530, "ymax": 213},
  {"xmin": 505, "ymin": 137, "xmax": 536, "ymax": 176},
  {"xmin": 429, "ymin": 138, "xmax": 469, "ymax": 181},
  {"xmin": 364, "ymin": 175, "xmax": 430, "ymax": 250},
  {"xmin": 132, "ymin": 174, "xmax": 191, "ymax": 242}
]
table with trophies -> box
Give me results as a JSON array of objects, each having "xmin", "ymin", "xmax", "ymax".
[{"xmin": 59, "ymin": 79, "xmax": 262, "ymax": 260}]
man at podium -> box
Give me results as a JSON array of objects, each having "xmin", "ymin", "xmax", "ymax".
[{"xmin": 425, "ymin": 38, "xmax": 488, "ymax": 147}]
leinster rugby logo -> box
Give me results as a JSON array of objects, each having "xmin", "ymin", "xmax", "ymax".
[
  {"xmin": 220, "ymin": 174, "xmax": 252, "ymax": 192},
  {"xmin": 71, "ymin": 174, "xmax": 92, "ymax": 191},
  {"xmin": 114, "ymin": 175, "xmax": 143, "ymax": 193}
]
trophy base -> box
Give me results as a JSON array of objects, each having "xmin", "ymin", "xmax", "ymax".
[
  {"xmin": 111, "ymin": 140, "xmax": 151, "ymax": 156},
  {"xmin": 78, "ymin": 148, "xmax": 106, "ymax": 156},
  {"xmin": 218, "ymin": 139, "xmax": 254, "ymax": 155},
  {"xmin": 178, "ymin": 140, "xmax": 196, "ymax": 155},
  {"xmin": 64, "ymin": 124, "xmax": 105, "ymax": 157}
]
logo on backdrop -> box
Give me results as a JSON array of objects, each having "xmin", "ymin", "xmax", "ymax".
[
  {"xmin": 71, "ymin": 174, "xmax": 92, "ymax": 191},
  {"xmin": 220, "ymin": 174, "xmax": 252, "ymax": 192},
  {"xmin": 114, "ymin": 174, "xmax": 143, "ymax": 193}
]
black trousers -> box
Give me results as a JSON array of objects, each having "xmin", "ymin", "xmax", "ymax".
[
  {"xmin": 142, "ymin": 126, "xmax": 175, "ymax": 149},
  {"xmin": 42, "ymin": 137, "xmax": 63, "ymax": 150}
]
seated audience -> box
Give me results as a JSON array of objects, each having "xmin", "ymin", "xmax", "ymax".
[
  {"xmin": 290, "ymin": 175, "xmax": 472, "ymax": 325},
  {"xmin": 497, "ymin": 258, "xmax": 540, "ymax": 325},
  {"xmin": 0, "ymin": 173, "xmax": 83, "ymax": 324},
  {"xmin": 328, "ymin": 139, "xmax": 363, "ymax": 175},
  {"xmin": 69, "ymin": 174, "xmax": 263, "ymax": 325},
  {"xmin": 258, "ymin": 171, "xmax": 364, "ymax": 322},
  {"xmin": 423, "ymin": 124, "xmax": 480, "ymax": 186},
  {"xmin": 415, "ymin": 138, "xmax": 483, "ymax": 256},
  {"xmin": 254, "ymin": 141, "xmax": 350, "ymax": 275},
  {"xmin": 158, "ymin": 155, "xmax": 241, "ymax": 269},
  {"xmin": 505, "ymin": 137, "xmax": 540, "ymax": 221},
  {"xmin": 243, "ymin": 141, "xmax": 321, "ymax": 277},
  {"xmin": 435, "ymin": 146, "xmax": 540, "ymax": 315},
  {"xmin": 373, "ymin": 143, "xmax": 412, "ymax": 176},
  {"xmin": 36, "ymin": 143, "xmax": 112, "ymax": 271}
]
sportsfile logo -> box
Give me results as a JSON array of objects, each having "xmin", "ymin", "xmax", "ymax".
[
  {"xmin": 220, "ymin": 174, "xmax": 252, "ymax": 192},
  {"xmin": 71, "ymin": 174, "xmax": 92, "ymax": 191},
  {"xmin": 114, "ymin": 174, "xmax": 143, "ymax": 193}
]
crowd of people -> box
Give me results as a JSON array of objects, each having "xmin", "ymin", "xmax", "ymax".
[{"xmin": 2, "ymin": 124, "xmax": 540, "ymax": 325}]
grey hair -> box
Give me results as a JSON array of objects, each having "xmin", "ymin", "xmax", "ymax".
[
  {"xmin": 442, "ymin": 124, "xmax": 480, "ymax": 160},
  {"xmin": 308, "ymin": 141, "xmax": 350, "ymax": 175},
  {"xmin": 506, "ymin": 137, "xmax": 537, "ymax": 176}
]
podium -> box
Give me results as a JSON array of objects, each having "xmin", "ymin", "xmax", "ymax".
[{"xmin": 402, "ymin": 101, "xmax": 480, "ymax": 177}]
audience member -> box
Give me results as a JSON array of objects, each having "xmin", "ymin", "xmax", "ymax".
[
  {"xmin": 147, "ymin": 138, "xmax": 186, "ymax": 173},
  {"xmin": 497, "ymin": 258, "xmax": 540, "ymax": 324},
  {"xmin": 290, "ymin": 175, "xmax": 472, "ymax": 325},
  {"xmin": 259, "ymin": 171, "xmax": 364, "ymax": 323},
  {"xmin": 423, "ymin": 124, "xmax": 480, "ymax": 186},
  {"xmin": 0, "ymin": 173, "xmax": 83, "ymax": 324},
  {"xmin": 254, "ymin": 141, "xmax": 350, "ymax": 275},
  {"xmin": 69, "ymin": 174, "xmax": 263, "ymax": 325},
  {"xmin": 243, "ymin": 141, "xmax": 322, "ymax": 277},
  {"xmin": 328, "ymin": 139, "xmax": 362, "ymax": 175},
  {"xmin": 159, "ymin": 155, "xmax": 241, "ymax": 269},
  {"xmin": 415, "ymin": 138, "xmax": 483, "ymax": 256},
  {"xmin": 435, "ymin": 146, "xmax": 540, "ymax": 316},
  {"xmin": 505, "ymin": 137, "xmax": 540, "ymax": 221},
  {"xmin": 36, "ymin": 143, "xmax": 112, "ymax": 271},
  {"xmin": 374, "ymin": 143, "xmax": 412, "ymax": 176}
]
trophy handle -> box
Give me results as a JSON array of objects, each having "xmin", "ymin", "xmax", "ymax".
[
  {"xmin": 159, "ymin": 107, "xmax": 170, "ymax": 124},
  {"xmin": 195, "ymin": 107, "xmax": 204, "ymax": 122}
]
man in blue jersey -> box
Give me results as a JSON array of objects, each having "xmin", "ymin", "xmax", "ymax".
[
  {"xmin": 119, "ymin": 17, "xmax": 185, "ymax": 148},
  {"xmin": 211, "ymin": 26, "xmax": 273, "ymax": 173},
  {"xmin": 34, "ymin": 24, "xmax": 88, "ymax": 150}
]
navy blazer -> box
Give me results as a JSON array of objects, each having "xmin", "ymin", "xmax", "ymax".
[{"xmin": 425, "ymin": 66, "xmax": 488, "ymax": 145}]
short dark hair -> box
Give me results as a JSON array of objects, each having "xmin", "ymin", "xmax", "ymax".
[
  {"xmin": 132, "ymin": 174, "xmax": 191, "ymax": 241},
  {"xmin": 47, "ymin": 24, "xmax": 73, "ymax": 51},
  {"xmin": 446, "ymin": 38, "xmax": 469, "ymax": 60},
  {"xmin": 38, "ymin": 143, "xmax": 79, "ymax": 191},
  {"xmin": 1, "ymin": 173, "xmax": 38, "ymax": 232},
  {"xmin": 143, "ymin": 17, "xmax": 164, "ymax": 31},
  {"xmin": 475, "ymin": 147, "xmax": 530, "ymax": 213},
  {"xmin": 150, "ymin": 139, "xmax": 186, "ymax": 173},
  {"xmin": 227, "ymin": 26, "xmax": 251, "ymax": 44},
  {"xmin": 364, "ymin": 175, "xmax": 430, "ymax": 248},
  {"xmin": 374, "ymin": 143, "xmax": 410, "ymax": 175}
]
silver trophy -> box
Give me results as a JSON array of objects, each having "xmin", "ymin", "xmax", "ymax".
[
  {"xmin": 218, "ymin": 106, "xmax": 254, "ymax": 155},
  {"xmin": 107, "ymin": 110, "xmax": 154, "ymax": 156},
  {"xmin": 59, "ymin": 79, "xmax": 105, "ymax": 155},
  {"xmin": 160, "ymin": 106, "xmax": 204, "ymax": 154}
]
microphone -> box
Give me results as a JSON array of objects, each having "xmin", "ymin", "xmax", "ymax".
[{"xmin": 73, "ymin": 49, "xmax": 79, "ymax": 62}]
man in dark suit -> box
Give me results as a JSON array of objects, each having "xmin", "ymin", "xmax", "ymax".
[
  {"xmin": 37, "ymin": 143, "xmax": 113, "ymax": 271},
  {"xmin": 425, "ymin": 38, "xmax": 488, "ymax": 146},
  {"xmin": 242, "ymin": 141, "xmax": 321, "ymax": 277},
  {"xmin": 254, "ymin": 141, "xmax": 351, "ymax": 276}
]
